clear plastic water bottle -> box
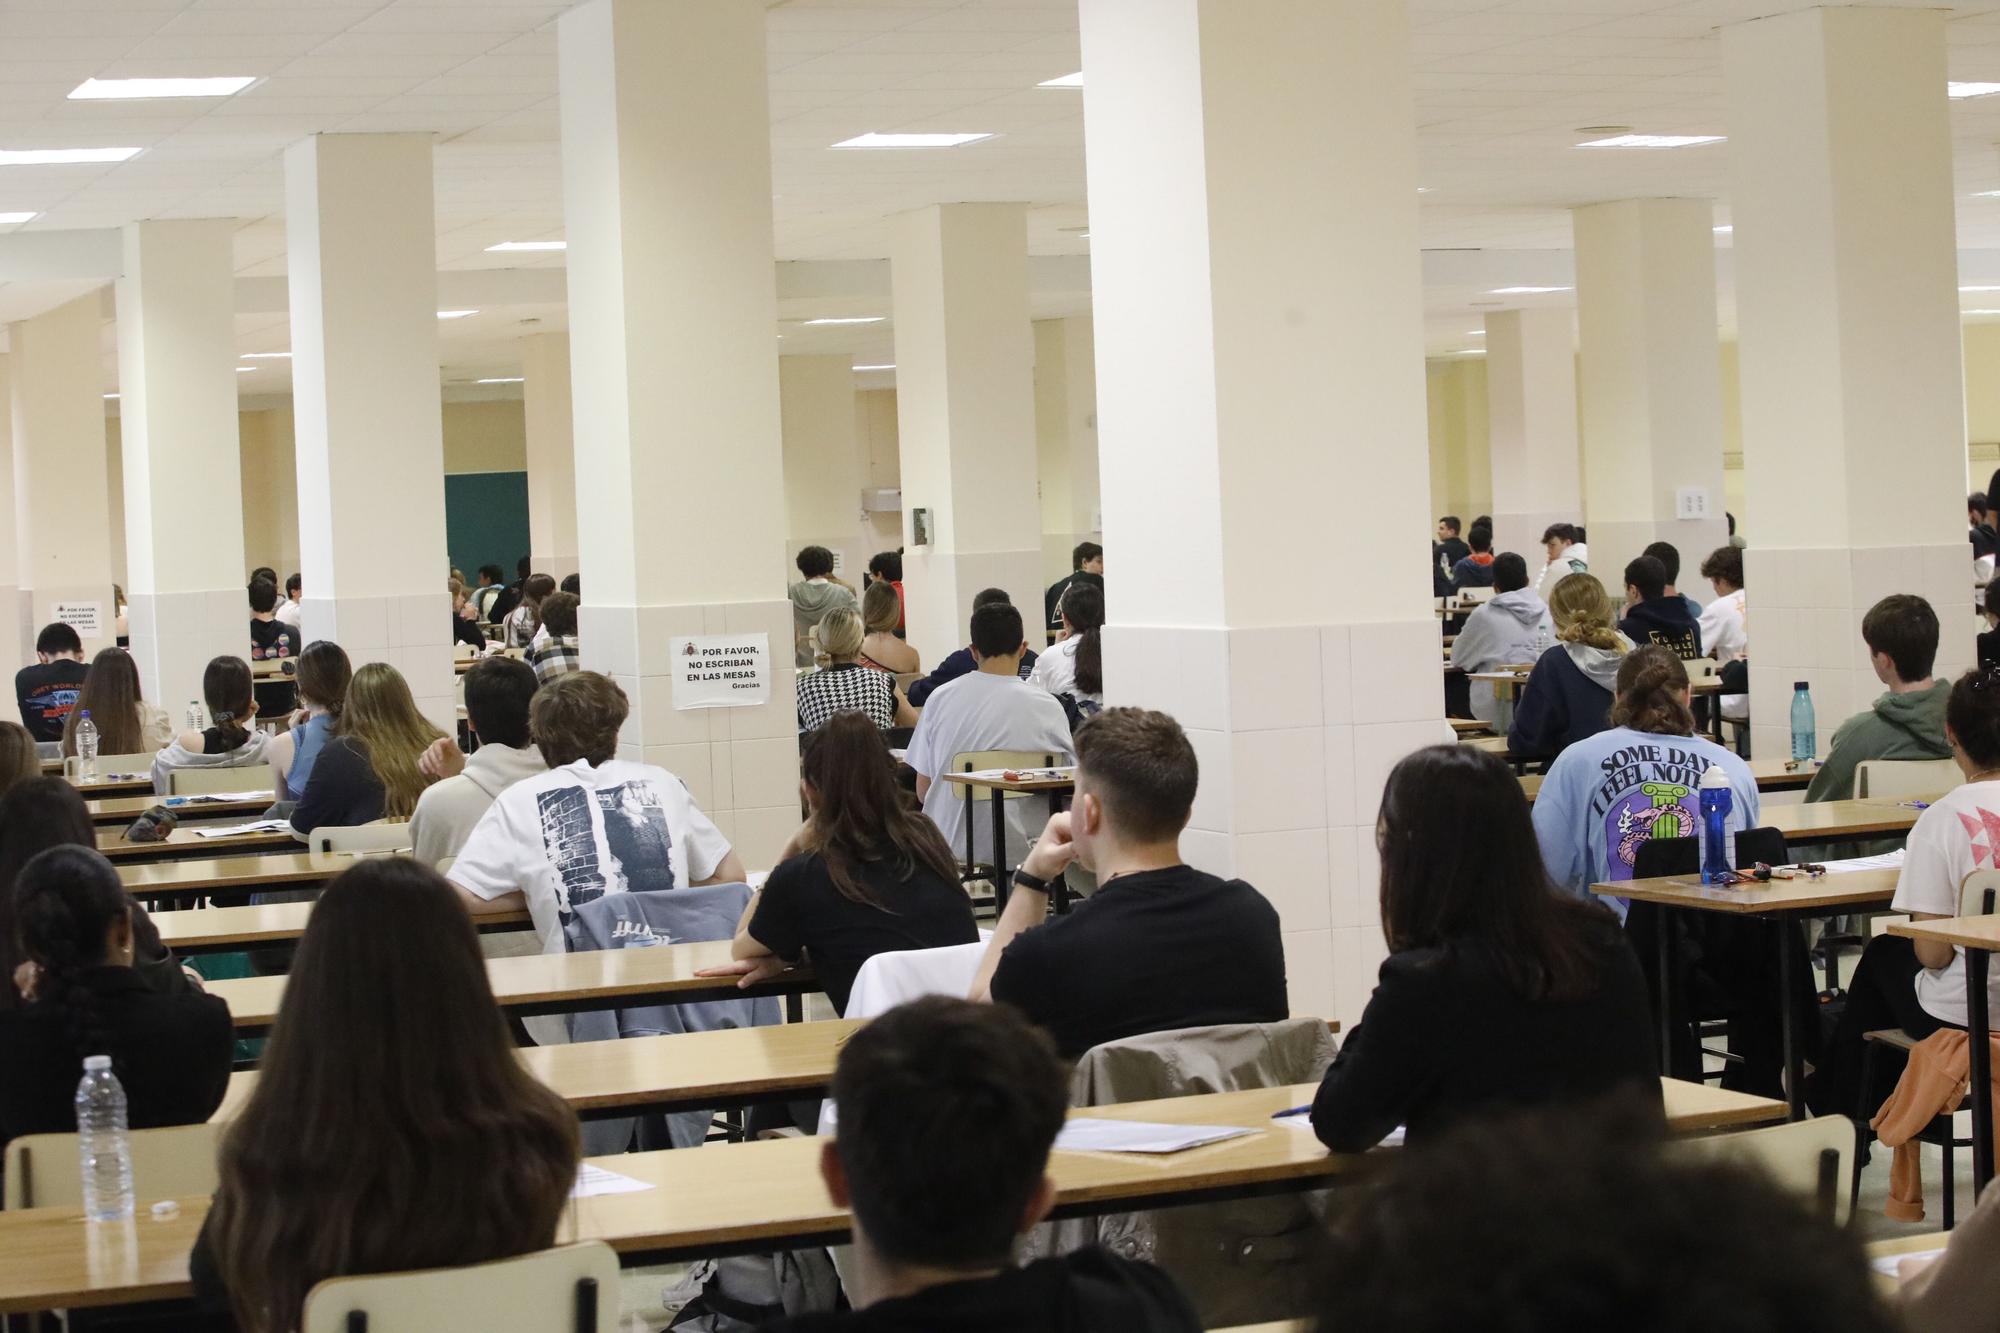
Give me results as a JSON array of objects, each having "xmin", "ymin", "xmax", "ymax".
[
  {"xmin": 185, "ymin": 700, "xmax": 203, "ymax": 732},
  {"xmin": 75, "ymin": 709, "xmax": 98, "ymax": 780},
  {"xmin": 1790, "ymin": 681, "xmax": 1816, "ymax": 764},
  {"xmin": 75, "ymin": 1055, "xmax": 133, "ymax": 1222},
  {"xmin": 1699, "ymin": 763, "xmax": 1734, "ymax": 885}
]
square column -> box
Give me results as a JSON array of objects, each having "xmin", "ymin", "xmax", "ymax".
[
  {"xmin": 1033, "ymin": 315, "xmax": 1102, "ymax": 589},
  {"xmin": 12, "ymin": 293, "xmax": 116, "ymax": 656},
  {"xmin": 285, "ymin": 134, "xmax": 453, "ymax": 729},
  {"xmin": 1485, "ymin": 307, "xmax": 1580, "ymax": 561},
  {"xmin": 521, "ymin": 331, "xmax": 578, "ymax": 582},
  {"xmin": 115, "ymin": 219, "xmax": 248, "ymax": 710},
  {"xmin": 780, "ymin": 354, "xmax": 869, "ymax": 577},
  {"xmin": 558, "ymin": 0, "xmax": 798, "ymax": 871},
  {"xmin": 1573, "ymin": 199, "xmax": 1729, "ymax": 581},
  {"xmin": 1081, "ymin": 0, "xmax": 1436, "ymax": 1025},
  {"xmin": 890, "ymin": 203, "xmax": 1041, "ymax": 662},
  {"xmin": 1724, "ymin": 8, "xmax": 1969, "ymax": 757}
]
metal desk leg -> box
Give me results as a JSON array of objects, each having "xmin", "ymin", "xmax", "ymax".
[
  {"xmin": 991, "ymin": 791, "xmax": 1009, "ymax": 909},
  {"xmin": 1779, "ymin": 920, "xmax": 1803, "ymax": 1120},
  {"xmin": 1657, "ymin": 909, "xmax": 1675, "ymax": 1075},
  {"xmin": 1050, "ymin": 790, "xmax": 1070, "ymax": 914},
  {"xmin": 1972, "ymin": 947, "xmax": 1994, "ymax": 1196}
]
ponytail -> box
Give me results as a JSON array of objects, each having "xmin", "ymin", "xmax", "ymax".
[
  {"xmin": 14, "ymin": 845, "xmax": 131, "ymax": 1069},
  {"xmin": 1059, "ymin": 582, "xmax": 1105, "ymax": 697},
  {"xmin": 1548, "ymin": 573, "xmax": 1627, "ymax": 653},
  {"xmin": 202, "ymin": 656, "xmax": 256, "ymax": 751}
]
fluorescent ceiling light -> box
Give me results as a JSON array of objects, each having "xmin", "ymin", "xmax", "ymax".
[
  {"xmin": 437, "ymin": 309, "xmax": 477, "ymax": 319},
  {"xmin": 0, "ymin": 146, "xmax": 141, "ymax": 166},
  {"xmin": 102, "ymin": 393, "xmax": 117, "ymax": 400},
  {"xmin": 1966, "ymin": 309, "xmax": 2000, "ymax": 316},
  {"xmin": 1456, "ymin": 349, "xmax": 1486, "ymax": 356},
  {"xmin": 1977, "ymin": 190, "xmax": 2000, "ymax": 198},
  {"xmin": 1465, "ymin": 330, "xmax": 1484, "ymax": 337},
  {"xmin": 0, "ymin": 212, "xmax": 34, "ymax": 225},
  {"xmin": 1950, "ymin": 82, "xmax": 2000, "ymax": 99},
  {"xmin": 476, "ymin": 377, "xmax": 524, "ymax": 384},
  {"xmin": 1713, "ymin": 225, "xmax": 1733, "ymax": 234},
  {"xmin": 853, "ymin": 364, "xmax": 895, "ymax": 372},
  {"xmin": 1489, "ymin": 286, "xmax": 1571, "ymax": 295},
  {"xmin": 803, "ymin": 316, "xmax": 884, "ymax": 326},
  {"xmin": 241, "ymin": 351, "xmax": 290, "ymax": 359},
  {"xmin": 1577, "ymin": 134, "xmax": 1723, "ymax": 149},
  {"xmin": 1417, "ymin": 187, "xmax": 1434, "ymax": 194},
  {"xmin": 1964, "ymin": 286, "xmax": 2000, "ymax": 294},
  {"xmin": 69, "ymin": 76, "xmax": 256, "ymax": 101},
  {"xmin": 832, "ymin": 132, "xmax": 993, "ymax": 149},
  {"xmin": 484, "ymin": 240, "xmax": 566, "ymax": 252},
  {"xmin": 1038, "ymin": 72, "xmax": 1083, "ymax": 88}
]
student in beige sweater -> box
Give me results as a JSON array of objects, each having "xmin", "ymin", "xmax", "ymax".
[{"xmin": 410, "ymin": 657, "xmax": 545, "ymax": 869}]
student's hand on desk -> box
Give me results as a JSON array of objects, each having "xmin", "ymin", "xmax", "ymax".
[
  {"xmin": 693, "ymin": 957, "xmax": 796, "ymax": 988},
  {"xmin": 13, "ymin": 959, "xmax": 38, "ymax": 1002},
  {"xmin": 1020, "ymin": 811, "xmax": 1076, "ymax": 882},
  {"xmin": 420, "ymin": 736, "xmax": 467, "ymax": 780}
]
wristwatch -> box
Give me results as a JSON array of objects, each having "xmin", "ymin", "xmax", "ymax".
[{"xmin": 1011, "ymin": 868, "xmax": 1054, "ymax": 895}]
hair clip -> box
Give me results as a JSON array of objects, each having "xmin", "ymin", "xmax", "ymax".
[{"xmin": 211, "ymin": 709, "xmax": 236, "ymax": 723}]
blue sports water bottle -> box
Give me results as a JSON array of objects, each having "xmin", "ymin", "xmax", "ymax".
[{"xmin": 1699, "ymin": 763, "xmax": 1733, "ymax": 886}]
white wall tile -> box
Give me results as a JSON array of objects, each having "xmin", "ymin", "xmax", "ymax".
[
  {"xmin": 1234, "ymin": 827, "xmax": 1331, "ymax": 933},
  {"xmin": 1179, "ymin": 827, "xmax": 1237, "ymax": 879},
  {"xmin": 1348, "ymin": 619, "xmax": 1445, "ymax": 724},
  {"xmin": 1319, "ymin": 625, "xmax": 1353, "ymax": 726},
  {"xmin": 1322, "ymin": 723, "xmax": 1356, "ymax": 828},
  {"xmin": 1282, "ymin": 928, "xmax": 1337, "ymax": 1022},
  {"xmin": 1182, "ymin": 724, "xmax": 1234, "ymax": 835},
  {"xmin": 1225, "ymin": 626, "xmax": 1322, "ymax": 731},
  {"xmin": 730, "ymin": 735, "xmax": 802, "ymax": 811},
  {"xmin": 1228, "ymin": 726, "xmax": 1326, "ymax": 834}
]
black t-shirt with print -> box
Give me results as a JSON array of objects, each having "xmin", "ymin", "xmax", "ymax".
[
  {"xmin": 14, "ymin": 659, "xmax": 87, "ymax": 742},
  {"xmin": 249, "ymin": 617, "xmax": 298, "ymax": 661}
]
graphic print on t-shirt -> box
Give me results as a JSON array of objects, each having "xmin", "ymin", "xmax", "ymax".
[
  {"xmin": 1956, "ymin": 807, "xmax": 2000, "ymax": 867},
  {"xmin": 1587, "ymin": 739, "xmax": 1711, "ymax": 880},
  {"xmin": 533, "ymin": 779, "xmax": 679, "ymax": 923}
]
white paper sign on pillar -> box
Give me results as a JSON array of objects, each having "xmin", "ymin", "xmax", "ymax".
[
  {"xmin": 53, "ymin": 601, "xmax": 104, "ymax": 638},
  {"xmin": 670, "ymin": 633, "xmax": 772, "ymax": 710}
]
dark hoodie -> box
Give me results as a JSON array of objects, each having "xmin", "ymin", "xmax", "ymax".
[
  {"xmin": 1450, "ymin": 552, "xmax": 1497, "ymax": 591},
  {"xmin": 1618, "ymin": 596, "xmax": 1702, "ymax": 661},
  {"xmin": 1508, "ymin": 637, "xmax": 1630, "ymax": 761},
  {"xmin": 766, "ymin": 1249, "xmax": 1200, "ymax": 1333}
]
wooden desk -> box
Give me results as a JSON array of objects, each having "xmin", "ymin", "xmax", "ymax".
[
  {"xmin": 0, "ymin": 1075, "xmax": 1780, "ymax": 1315},
  {"xmin": 1520, "ymin": 758, "xmax": 1819, "ymax": 803},
  {"xmin": 1865, "ymin": 1231, "xmax": 1949, "ymax": 1293},
  {"xmin": 148, "ymin": 899, "xmax": 530, "ymax": 955},
  {"xmin": 1446, "ymin": 718, "xmax": 1493, "ymax": 738},
  {"xmin": 939, "ymin": 767, "xmax": 1074, "ymax": 912},
  {"xmin": 1764, "ymin": 799, "xmax": 1917, "ymax": 845},
  {"xmin": 208, "ymin": 939, "xmax": 818, "ymax": 1033},
  {"xmin": 86, "ymin": 792, "xmax": 273, "ymax": 827},
  {"xmin": 118, "ymin": 851, "xmax": 344, "ymax": 904},
  {"xmin": 62, "ymin": 772, "xmax": 154, "ymax": 798},
  {"xmin": 1890, "ymin": 911, "xmax": 2000, "ymax": 1193},
  {"xmin": 249, "ymin": 659, "xmax": 295, "ymax": 680},
  {"xmin": 96, "ymin": 825, "xmax": 294, "ymax": 862}
]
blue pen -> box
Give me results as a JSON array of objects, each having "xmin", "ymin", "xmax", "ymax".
[{"xmin": 1272, "ymin": 1105, "xmax": 1311, "ymax": 1120}]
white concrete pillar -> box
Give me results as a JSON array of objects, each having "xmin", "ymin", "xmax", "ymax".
[
  {"xmin": 890, "ymin": 203, "xmax": 1040, "ymax": 664},
  {"xmin": 115, "ymin": 219, "xmax": 248, "ymax": 710},
  {"xmin": 1573, "ymin": 199, "xmax": 1729, "ymax": 585},
  {"xmin": 1080, "ymin": 0, "xmax": 1434, "ymax": 1025},
  {"xmin": 780, "ymin": 355, "xmax": 868, "ymax": 578},
  {"xmin": 521, "ymin": 331, "xmax": 578, "ymax": 582},
  {"xmin": 558, "ymin": 0, "xmax": 797, "ymax": 871},
  {"xmin": 1484, "ymin": 307, "xmax": 1580, "ymax": 562},
  {"xmin": 1724, "ymin": 7, "xmax": 1969, "ymax": 758},
  {"xmin": 0, "ymin": 356, "xmax": 22, "ymax": 674},
  {"xmin": 284, "ymin": 134, "xmax": 453, "ymax": 729},
  {"xmin": 11, "ymin": 293, "xmax": 116, "ymax": 657},
  {"xmin": 1034, "ymin": 315, "xmax": 1101, "ymax": 589}
]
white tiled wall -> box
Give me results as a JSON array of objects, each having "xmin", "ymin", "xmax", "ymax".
[
  {"xmin": 300, "ymin": 592, "xmax": 456, "ymax": 734},
  {"xmin": 125, "ymin": 588, "xmax": 250, "ymax": 714},
  {"xmin": 1748, "ymin": 543, "xmax": 1972, "ymax": 760},
  {"xmin": 1105, "ymin": 616, "xmax": 1443, "ymax": 1027}
]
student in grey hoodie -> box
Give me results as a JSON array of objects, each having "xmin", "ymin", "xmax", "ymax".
[
  {"xmin": 789, "ymin": 545, "xmax": 859, "ymax": 668},
  {"xmin": 409, "ymin": 657, "xmax": 547, "ymax": 869},
  {"xmin": 1509, "ymin": 573, "xmax": 1633, "ymax": 762},
  {"xmin": 1449, "ymin": 553, "xmax": 1553, "ymax": 727}
]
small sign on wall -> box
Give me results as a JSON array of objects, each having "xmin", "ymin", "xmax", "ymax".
[
  {"xmin": 53, "ymin": 601, "xmax": 104, "ymax": 638},
  {"xmin": 670, "ymin": 633, "xmax": 772, "ymax": 710},
  {"xmin": 1674, "ymin": 486, "xmax": 1713, "ymax": 521}
]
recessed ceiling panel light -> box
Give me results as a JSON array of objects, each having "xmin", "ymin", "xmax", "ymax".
[
  {"xmin": 437, "ymin": 309, "xmax": 477, "ymax": 319},
  {"xmin": 0, "ymin": 147, "xmax": 141, "ymax": 166},
  {"xmin": 0, "ymin": 212, "xmax": 34, "ymax": 225},
  {"xmin": 1456, "ymin": 349, "xmax": 1487, "ymax": 356},
  {"xmin": 103, "ymin": 393, "xmax": 118, "ymax": 400},
  {"xmin": 1950, "ymin": 82, "xmax": 2000, "ymax": 99},
  {"xmin": 1577, "ymin": 134, "xmax": 1724, "ymax": 149},
  {"xmin": 1966, "ymin": 309, "xmax": 2000, "ymax": 316},
  {"xmin": 1489, "ymin": 286, "xmax": 1572, "ymax": 295},
  {"xmin": 71, "ymin": 77, "xmax": 255, "ymax": 101},
  {"xmin": 803, "ymin": 316, "xmax": 885, "ymax": 326},
  {"xmin": 241, "ymin": 351, "xmax": 291, "ymax": 359},
  {"xmin": 853, "ymin": 364, "xmax": 895, "ymax": 372},
  {"xmin": 1977, "ymin": 190, "xmax": 2000, "ymax": 198},
  {"xmin": 832, "ymin": 132, "xmax": 994, "ymax": 149},
  {"xmin": 476, "ymin": 377, "xmax": 525, "ymax": 384},
  {"xmin": 1038, "ymin": 72, "xmax": 1083, "ymax": 88},
  {"xmin": 484, "ymin": 240, "xmax": 566, "ymax": 252},
  {"xmin": 236, "ymin": 366, "xmax": 256, "ymax": 373}
]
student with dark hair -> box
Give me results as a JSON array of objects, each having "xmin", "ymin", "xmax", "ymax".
[
  {"xmin": 486, "ymin": 558, "xmax": 532, "ymax": 627},
  {"xmin": 15, "ymin": 622, "xmax": 87, "ymax": 742},
  {"xmin": 247, "ymin": 577, "xmax": 299, "ymax": 662},
  {"xmin": 1534, "ymin": 522, "xmax": 1589, "ymax": 601},
  {"xmin": 1982, "ymin": 580, "xmax": 2000, "ymax": 671},
  {"xmin": 1509, "ymin": 573, "xmax": 1631, "ymax": 761},
  {"xmin": 259, "ymin": 640, "xmax": 351, "ymax": 803},
  {"xmin": 473, "ymin": 563, "xmax": 508, "ymax": 621},
  {"xmin": 411, "ymin": 656, "xmax": 545, "ymax": 867},
  {"xmin": 559, "ymin": 572, "xmax": 579, "ymax": 597},
  {"xmin": 905, "ymin": 589, "xmax": 1039, "ymax": 707},
  {"xmin": 1974, "ymin": 494, "xmax": 1998, "ymax": 562},
  {"xmin": 1044, "ymin": 541, "xmax": 1105, "ymax": 635},
  {"xmin": 249, "ymin": 566, "xmax": 278, "ymax": 587},
  {"xmin": 790, "ymin": 545, "xmax": 858, "ymax": 669},
  {"xmin": 191, "ymin": 859, "xmax": 581, "ymax": 1333},
  {"xmin": 907, "ymin": 602, "xmax": 1073, "ymax": 871},
  {"xmin": 1448, "ymin": 523, "xmax": 1496, "ymax": 591},
  {"xmin": 502, "ymin": 573, "xmax": 557, "ymax": 650},
  {"xmin": 1805, "ymin": 595, "xmax": 1950, "ymax": 803},
  {"xmin": 865, "ymin": 550, "xmax": 905, "ymax": 638},
  {"xmin": 276, "ymin": 572, "xmax": 303, "ymax": 628},
  {"xmin": 1449, "ymin": 552, "xmax": 1551, "ymax": 727},
  {"xmin": 61, "ymin": 646, "xmax": 171, "ymax": 758},
  {"xmin": 1809, "ymin": 665, "xmax": 2000, "ymax": 1117},
  {"xmin": 0, "ymin": 845, "xmax": 232, "ymax": 1151},
  {"xmin": 971, "ymin": 708, "xmax": 1286, "ymax": 1060},
  {"xmin": 764, "ymin": 997, "xmax": 1200, "ymax": 1332},
  {"xmin": 1618, "ymin": 555, "xmax": 1702, "ymax": 660},
  {"xmin": 527, "ymin": 590, "xmax": 581, "ymax": 684},
  {"xmin": 1031, "ymin": 581, "xmax": 1105, "ymax": 726},
  {"xmin": 151, "ymin": 655, "xmax": 271, "ymax": 793},
  {"xmin": 1433, "ymin": 516, "xmax": 1469, "ymax": 588},
  {"xmin": 1643, "ymin": 540, "xmax": 1702, "ymax": 621},
  {"xmin": 702, "ymin": 713, "xmax": 977, "ymax": 1015},
  {"xmin": 1312, "ymin": 1111, "xmax": 1895, "ymax": 1333},
  {"xmin": 1310, "ymin": 745, "xmax": 1658, "ymax": 1151}
]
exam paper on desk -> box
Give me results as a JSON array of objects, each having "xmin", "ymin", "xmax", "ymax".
[{"xmin": 1053, "ymin": 1119, "xmax": 1258, "ymax": 1154}]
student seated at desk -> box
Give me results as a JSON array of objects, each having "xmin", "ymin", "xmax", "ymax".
[
  {"xmin": 1533, "ymin": 522, "xmax": 1589, "ymax": 603},
  {"xmin": 701, "ymin": 713, "xmax": 977, "ymax": 1015},
  {"xmin": 790, "ymin": 546, "xmax": 858, "ymax": 669},
  {"xmin": 191, "ymin": 859, "xmax": 580, "ymax": 1333},
  {"xmin": 969, "ymin": 708, "xmax": 1286, "ymax": 1060},
  {"xmin": 276, "ymin": 572, "xmax": 303, "ymax": 628},
  {"xmin": 446, "ymin": 576, "xmax": 486, "ymax": 650},
  {"xmin": 858, "ymin": 579, "xmax": 918, "ymax": 676},
  {"xmin": 1447, "ymin": 521, "xmax": 1496, "ymax": 591},
  {"xmin": 411, "ymin": 656, "xmax": 546, "ymax": 867},
  {"xmin": 289, "ymin": 662, "xmax": 444, "ymax": 836},
  {"xmin": 1448, "ymin": 552, "xmax": 1551, "ymax": 728},
  {"xmin": 1808, "ymin": 665, "xmax": 2000, "ymax": 1119},
  {"xmin": 502, "ymin": 572, "xmax": 556, "ymax": 651},
  {"xmin": 1618, "ymin": 555, "xmax": 1702, "ymax": 661},
  {"xmin": 905, "ymin": 589, "xmax": 1039, "ymax": 708},
  {"xmin": 765, "ymin": 996, "xmax": 1201, "ymax": 1333},
  {"xmin": 1642, "ymin": 540, "xmax": 1703, "ymax": 621},
  {"xmin": 60, "ymin": 646, "xmax": 172, "ymax": 758},
  {"xmin": 1309, "ymin": 745, "xmax": 1658, "ymax": 1152},
  {"xmin": 1805, "ymin": 594, "xmax": 1951, "ymax": 803},
  {"xmin": 0, "ymin": 721, "xmax": 37, "ymax": 800},
  {"xmin": 259, "ymin": 640, "xmax": 351, "ymax": 803},
  {"xmin": 151, "ymin": 656, "xmax": 273, "ymax": 795},
  {"xmin": 1044, "ymin": 541, "xmax": 1105, "ymax": 639},
  {"xmin": 527, "ymin": 591, "xmax": 581, "ymax": 685},
  {"xmin": 800, "ymin": 608, "xmax": 915, "ymax": 733},
  {"xmin": 0, "ymin": 845, "xmax": 231, "ymax": 1153},
  {"xmin": 472, "ymin": 562, "xmax": 507, "ymax": 623},
  {"xmin": 247, "ymin": 576, "xmax": 299, "ymax": 663},
  {"xmin": 1508, "ymin": 573, "xmax": 1630, "ymax": 762},
  {"xmin": 1030, "ymin": 582, "xmax": 1105, "ymax": 728},
  {"xmin": 14, "ymin": 621, "xmax": 87, "ymax": 744},
  {"xmin": 865, "ymin": 550, "xmax": 906, "ymax": 639}
]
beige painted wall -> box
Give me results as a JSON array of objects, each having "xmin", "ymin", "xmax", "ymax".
[
  {"xmin": 1426, "ymin": 358, "xmax": 1490, "ymax": 525},
  {"xmin": 441, "ymin": 399, "xmax": 528, "ymax": 474}
]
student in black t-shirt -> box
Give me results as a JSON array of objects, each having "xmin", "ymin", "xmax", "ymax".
[
  {"xmin": 247, "ymin": 577, "xmax": 299, "ymax": 661},
  {"xmin": 696, "ymin": 712, "xmax": 976, "ymax": 1013},
  {"xmin": 763, "ymin": 996, "xmax": 1200, "ymax": 1333},
  {"xmin": 1043, "ymin": 542, "xmax": 1104, "ymax": 636},
  {"xmin": 969, "ymin": 707, "xmax": 1287, "ymax": 1060},
  {"xmin": 13, "ymin": 622, "xmax": 89, "ymax": 743}
]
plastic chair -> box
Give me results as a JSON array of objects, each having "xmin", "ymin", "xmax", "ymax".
[
  {"xmin": 168, "ymin": 763, "xmax": 275, "ymax": 797},
  {"xmin": 3, "ymin": 1121, "xmax": 223, "ymax": 1210},
  {"xmin": 1669, "ymin": 1115, "xmax": 1853, "ymax": 1225},
  {"xmin": 1854, "ymin": 758, "xmax": 1959, "ymax": 800},
  {"xmin": 452, "ymin": 641, "xmax": 477, "ymax": 661},
  {"xmin": 312, "ymin": 823, "xmax": 414, "ymax": 855},
  {"xmin": 299, "ymin": 1242, "xmax": 621, "ymax": 1333},
  {"xmin": 949, "ymin": 749, "xmax": 1061, "ymax": 886},
  {"xmin": 1688, "ymin": 656, "xmax": 1722, "ymax": 681}
]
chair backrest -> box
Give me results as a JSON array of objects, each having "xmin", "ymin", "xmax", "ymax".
[
  {"xmin": 1629, "ymin": 826, "xmax": 1785, "ymax": 879},
  {"xmin": 169, "ymin": 763, "xmax": 275, "ymax": 797},
  {"xmin": 4, "ymin": 1121, "xmax": 223, "ymax": 1210},
  {"xmin": 894, "ymin": 671, "xmax": 921, "ymax": 696},
  {"xmin": 300, "ymin": 1243, "xmax": 621, "ymax": 1333},
  {"xmin": 1687, "ymin": 656, "xmax": 1722, "ymax": 681},
  {"xmin": 34, "ymin": 741, "xmax": 59, "ymax": 761},
  {"xmin": 1667, "ymin": 1115, "xmax": 1853, "ymax": 1225},
  {"xmin": 1854, "ymin": 758, "xmax": 1959, "ymax": 801},
  {"xmin": 70, "ymin": 752, "xmax": 158, "ymax": 780},
  {"xmin": 951, "ymin": 750, "xmax": 1062, "ymax": 803},
  {"xmin": 313, "ymin": 822, "xmax": 414, "ymax": 855},
  {"xmin": 1459, "ymin": 586, "xmax": 1495, "ymax": 605},
  {"xmin": 1961, "ymin": 868, "xmax": 2000, "ymax": 918}
]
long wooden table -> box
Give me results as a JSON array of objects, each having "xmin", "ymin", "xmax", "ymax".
[
  {"xmin": 1889, "ymin": 911, "xmax": 2000, "ymax": 1193},
  {"xmin": 207, "ymin": 939, "xmax": 819, "ymax": 1033},
  {"xmin": 0, "ymin": 1076, "xmax": 1782, "ymax": 1314},
  {"xmin": 118, "ymin": 851, "xmax": 345, "ymax": 904},
  {"xmin": 86, "ymin": 792, "xmax": 274, "ymax": 827},
  {"xmin": 62, "ymin": 771, "xmax": 154, "ymax": 798},
  {"xmin": 148, "ymin": 899, "xmax": 529, "ymax": 954},
  {"xmin": 1763, "ymin": 799, "xmax": 1919, "ymax": 845},
  {"xmin": 97, "ymin": 825, "xmax": 295, "ymax": 862}
]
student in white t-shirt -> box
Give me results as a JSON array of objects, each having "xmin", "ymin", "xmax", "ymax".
[
  {"xmin": 449, "ymin": 671, "xmax": 747, "ymax": 959},
  {"xmin": 1696, "ymin": 545, "xmax": 1748, "ymax": 721},
  {"xmin": 1028, "ymin": 581, "xmax": 1104, "ymax": 723},
  {"xmin": 907, "ymin": 601, "xmax": 1074, "ymax": 868},
  {"xmin": 1809, "ymin": 666, "xmax": 2000, "ymax": 1118}
]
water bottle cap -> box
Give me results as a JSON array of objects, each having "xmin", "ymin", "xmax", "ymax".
[
  {"xmin": 1794, "ymin": 681, "xmax": 1809, "ymax": 691},
  {"xmin": 1700, "ymin": 763, "xmax": 1730, "ymax": 789},
  {"xmin": 82, "ymin": 1054, "xmax": 110, "ymax": 1072},
  {"xmin": 79, "ymin": 709, "xmax": 90, "ymax": 719}
]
